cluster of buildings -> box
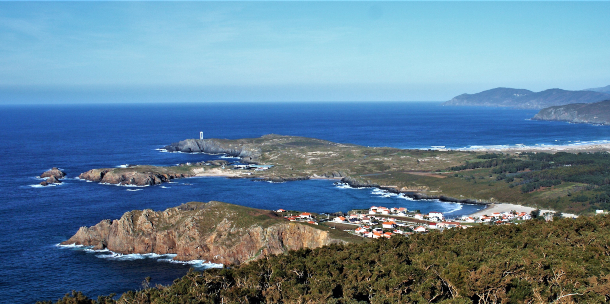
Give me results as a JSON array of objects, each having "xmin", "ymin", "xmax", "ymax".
[
  {"xmin": 276, "ymin": 209, "xmax": 319, "ymax": 225},
  {"xmin": 459, "ymin": 211, "xmax": 531, "ymax": 223},
  {"xmin": 276, "ymin": 205, "xmax": 538, "ymax": 241}
]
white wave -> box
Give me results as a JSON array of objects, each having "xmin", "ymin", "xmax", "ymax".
[
  {"xmin": 84, "ymin": 248, "xmax": 110, "ymax": 253},
  {"xmin": 100, "ymin": 182, "xmax": 149, "ymax": 188},
  {"xmin": 155, "ymin": 148, "xmax": 169, "ymax": 153},
  {"xmin": 443, "ymin": 203, "xmax": 463, "ymax": 214},
  {"xmin": 116, "ymin": 164, "xmax": 130, "ymax": 168},
  {"xmin": 160, "ymin": 186, "xmax": 169, "ymax": 189},
  {"xmin": 165, "ymin": 259, "xmax": 224, "ymax": 269},
  {"xmin": 56, "ymin": 243, "xmax": 91, "ymax": 249},
  {"xmin": 334, "ymin": 182, "xmax": 352, "ymax": 189},
  {"xmin": 220, "ymin": 155, "xmax": 239, "ymax": 159},
  {"xmin": 334, "ymin": 182, "xmax": 368, "ymax": 190},
  {"xmin": 30, "ymin": 182, "xmax": 64, "ymax": 188},
  {"xmin": 126, "ymin": 189, "xmax": 143, "ymax": 192},
  {"xmin": 456, "ymin": 139, "xmax": 610, "ymax": 151},
  {"xmin": 61, "ymin": 245, "xmax": 224, "ymax": 268}
]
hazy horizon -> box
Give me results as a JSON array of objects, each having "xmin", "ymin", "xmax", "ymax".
[{"xmin": 1, "ymin": 1, "xmax": 609, "ymax": 104}]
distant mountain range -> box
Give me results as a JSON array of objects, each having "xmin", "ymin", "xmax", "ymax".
[
  {"xmin": 533, "ymin": 99, "xmax": 610, "ymax": 125},
  {"xmin": 585, "ymin": 85, "xmax": 610, "ymax": 94},
  {"xmin": 444, "ymin": 87, "xmax": 610, "ymax": 109}
]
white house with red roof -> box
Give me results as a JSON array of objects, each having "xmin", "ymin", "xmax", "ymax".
[
  {"xmin": 382, "ymin": 221, "xmax": 397, "ymax": 229},
  {"xmin": 299, "ymin": 212, "xmax": 312, "ymax": 219},
  {"xmin": 333, "ymin": 216, "xmax": 347, "ymax": 223}
]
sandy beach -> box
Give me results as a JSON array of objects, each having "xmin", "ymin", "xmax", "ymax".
[
  {"xmin": 192, "ymin": 167, "xmax": 251, "ymax": 178},
  {"xmin": 465, "ymin": 202, "xmax": 572, "ymax": 218},
  {"xmin": 459, "ymin": 142, "xmax": 610, "ymax": 154}
]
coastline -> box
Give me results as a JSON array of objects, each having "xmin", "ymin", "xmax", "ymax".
[{"xmin": 457, "ymin": 142, "xmax": 610, "ymax": 154}]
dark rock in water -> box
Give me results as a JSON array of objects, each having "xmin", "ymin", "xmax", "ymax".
[
  {"xmin": 39, "ymin": 168, "xmax": 65, "ymax": 186},
  {"xmin": 533, "ymin": 99, "xmax": 610, "ymax": 125},
  {"xmin": 40, "ymin": 167, "xmax": 66, "ymax": 179},
  {"xmin": 40, "ymin": 175, "xmax": 62, "ymax": 186}
]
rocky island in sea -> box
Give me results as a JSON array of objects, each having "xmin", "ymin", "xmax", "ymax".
[
  {"xmin": 39, "ymin": 167, "xmax": 66, "ymax": 186},
  {"xmin": 533, "ymin": 99, "xmax": 610, "ymax": 125}
]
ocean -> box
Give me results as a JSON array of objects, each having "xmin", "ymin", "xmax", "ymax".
[{"xmin": 2, "ymin": 102, "xmax": 610, "ymax": 303}]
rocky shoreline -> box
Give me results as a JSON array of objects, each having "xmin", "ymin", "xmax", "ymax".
[
  {"xmin": 61, "ymin": 201, "xmax": 349, "ymax": 265},
  {"xmin": 78, "ymin": 168, "xmax": 190, "ymax": 186},
  {"xmin": 163, "ymin": 138, "xmax": 262, "ymax": 163},
  {"xmin": 338, "ymin": 177, "xmax": 488, "ymax": 206}
]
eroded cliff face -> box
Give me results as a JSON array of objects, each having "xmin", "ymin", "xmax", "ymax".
[{"xmin": 62, "ymin": 201, "xmax": 345, "ymax": 265}]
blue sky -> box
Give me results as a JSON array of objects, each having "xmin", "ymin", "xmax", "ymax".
[{"xmin": 1, "ymin": 1, "xmax": 609, "ymax": 103}]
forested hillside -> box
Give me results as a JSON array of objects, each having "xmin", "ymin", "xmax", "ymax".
[
  {"xmin": 42, "ymin": 215, "xmax": 610, "ymax": 304},
  {"xmin": 442, "ymin": 152, "xmax": 610, "ymax": 214}
]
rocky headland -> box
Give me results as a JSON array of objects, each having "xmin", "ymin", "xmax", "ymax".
[
  {"xmin": 163, "ymin": 138, "xmax": 262, "ymax": 163},
  {"xmin": 61, "ymin": 201, "xmax": 356, "ymax": 265},
  {"xmin": 40, "ymin": 167, "xmax": 66, "ymax": 186},
  {"xmin": 532, "ymin": 99, "xmax": 610, "ymax": 125},
  {"xmin": 444, "ymin": 87, "xmax": 610, "ymax": 109}
]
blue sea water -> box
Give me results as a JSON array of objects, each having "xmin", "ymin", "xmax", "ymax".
[{"xmin": 2, "ymin": 102, "xmax": 610, "ymax": 303}]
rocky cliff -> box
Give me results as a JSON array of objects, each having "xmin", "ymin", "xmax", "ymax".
[
  {"xmin": 61, "ymin": 201, "xmax": 349, "ymax": 265},
  {"xmin": 444, "ymin": 87, "xmax": 610, "ymax": 109},
  {"xmin": 79, "ymin": 167, "xmax": 191, "ymax": 186},
  {"xmin": 532, "ymin": 100, "xmax": 610, "ymax": 125},
  {"xmin": 163, "ymin": 138, "xmax": 262, "ymax": 163}
]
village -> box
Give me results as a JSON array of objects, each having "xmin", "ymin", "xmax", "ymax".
[{"xmin": 276, "ymin": 205, "xmax": 534, "ymax": 239}]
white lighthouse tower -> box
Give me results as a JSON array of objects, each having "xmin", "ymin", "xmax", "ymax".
[{"xmin": 200, "ymin": 131, "xmax": 203, "ymax": 140}]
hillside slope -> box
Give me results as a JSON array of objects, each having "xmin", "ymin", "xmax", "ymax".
[
  {"xmin": 533, "ymin": 99, "xmax": 610, "ymax": 125},
  {"xmin": 444, "ymin": 87, "xmax": 610, "ymax": 109},
  {"xmin": 47, "ymin": 215, "xmax": 610, "ymax": 303}
]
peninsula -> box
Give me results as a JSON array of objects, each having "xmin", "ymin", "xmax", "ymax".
[
  {"xmin": 62, "ymin": 201, "xmax": 362, "ymax": 265},
  {"xmin": 533, "ymin": 99, "xmax": 610, "ymax": 125},
  {"xmin": 79, "ymin": 134, "xmax": 610, "ymax": 214}
]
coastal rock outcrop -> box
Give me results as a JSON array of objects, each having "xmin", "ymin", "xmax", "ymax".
[
  {"xmin": 78, "ymin": 168, "xmax": 190, "ymax": 186},
  {"xmin": 532, "ymin": 100, "xmax": 610, "ymax": 125},
  {"xmin": 340, "ymin": 176, "xmax": 379, "ymax": 188},
  {"xmin": 61, "ymin": 201, "xmax": 347, "ymax": 265},
  {"xmin": 163, "ymin": 138, "xmax": 262, "ymax": 163},
  {"xmin": 39, "ymin": 167, "xmax": 66, "ymax": 186}
]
